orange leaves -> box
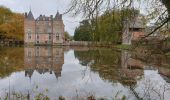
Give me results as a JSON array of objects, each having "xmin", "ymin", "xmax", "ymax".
[{"xmin": 0, "ymin": 6, "xmax": 24, "ymax": 40}]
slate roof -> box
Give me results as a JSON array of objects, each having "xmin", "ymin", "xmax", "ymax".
[
  {"xmin": 36, "ymin": 15, "xmax": 52, "ymax": 21},
  {"xmin": 25, "ymin": 10, "xmax": 62, "ymax": 21},
  {"xmin": 129, "ymin": 17, "xmax": 145, "ymax": 29},
  {"xmin": 54, "ymin": 11, "xmax": 62, "ymax": 20},
  {"xmin": 27, "ymin": 10, "xmax": 34, "ymax": 20}
]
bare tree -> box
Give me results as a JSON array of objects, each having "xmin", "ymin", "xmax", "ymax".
[{"xmin": 66, "ymin": 0, "xmax": 170, "ymax": 37}]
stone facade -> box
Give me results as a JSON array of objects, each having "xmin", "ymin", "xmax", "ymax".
[
  {"xmin": 24, "ymin": 10, "xmax": 65, "ymax": 45},
  {"xmin": 122, "ymin": 16, "xmax": 145, "ymax": 45}
]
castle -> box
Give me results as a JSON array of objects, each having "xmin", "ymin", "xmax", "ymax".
[
  {"xmin": 24, "ymin": 10, "xmax": 65, "ymax": 45},
  {"xmin": 24, "ymin": 46, "xmax": 64, "ymax": 79}
]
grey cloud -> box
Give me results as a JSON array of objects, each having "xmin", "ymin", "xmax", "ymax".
[{"xmin": 0, "ymin": 0, "xmax": 80, "ymax": 35}]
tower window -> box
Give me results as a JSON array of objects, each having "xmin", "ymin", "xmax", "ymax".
[{"xmin": 37, "ymin": 35, "xmax": 39, "ymax": 39}]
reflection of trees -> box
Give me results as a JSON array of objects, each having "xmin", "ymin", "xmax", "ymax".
[
  {"xmin": 0, "ymin": 47, "xmax": 24, "ymax": 78},
  {"xmin": 132, "ymin": 49, "xmax": 170, "ymax": 83},
  {"xmin": 74, "ymin": 48, "xmax": 143, "ymax": 85},
  {"xmin": 75, "ymin": 48, "xmax": 170, "ymax": 100}
]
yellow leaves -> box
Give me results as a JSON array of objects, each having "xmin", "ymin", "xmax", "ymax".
[
  {"xmin": 0, "ymin": 6, "xmax": 24, "ymax": 40},
  {"xmin": 0, "ymin": 23, "xmax": 15, "ymax": 38}
]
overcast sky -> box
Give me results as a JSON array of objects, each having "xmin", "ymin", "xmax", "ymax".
[
  {"xmin": 0, "ymin": 0, "xmax": 164, "ymax": 35},
  {"xmin": 0, "ymin": 0, "xmax": 82, "ymax": 36}
]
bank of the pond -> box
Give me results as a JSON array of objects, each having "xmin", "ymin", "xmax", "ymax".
[
  {"xmin": 64, "ymin": 41, "xmax": 132, "ymax": 50},
  {"xmin": 114, "ymin": 44, "xmax": 132, "ymax": 50}
]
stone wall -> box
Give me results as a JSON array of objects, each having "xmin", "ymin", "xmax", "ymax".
[
  {"xmin": 24, "ymin": 19, "xmax": 35, "ymax": 44},
  {"xmin": 53, "ymin": 20, "xmax": 65, "ymax": 44}
]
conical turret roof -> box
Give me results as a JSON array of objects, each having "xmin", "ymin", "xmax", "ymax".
[{"xmin": 27, "ymin": 10, "xmax": 34, "ymax": 20}]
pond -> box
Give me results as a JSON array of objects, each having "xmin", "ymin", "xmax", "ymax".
[{"xmin": 0, "ymin": 46, "xmax": 170, "ymax": 100}]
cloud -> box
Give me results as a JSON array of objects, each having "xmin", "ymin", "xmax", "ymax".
[{"xmin": 0, "ymin": 0, "xmax": 81, "ymax": 35}]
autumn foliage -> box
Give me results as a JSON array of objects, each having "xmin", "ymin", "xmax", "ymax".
[{"xmin": 0, "ymin": 6, "xmax": 24, "ymax": 40}]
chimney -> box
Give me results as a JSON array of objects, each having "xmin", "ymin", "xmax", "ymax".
[
  {"xmin": 50, "ymin": 15, "xmax": 53, "ymax": 19},
  {"xmin": 25, "ymin": 12, "xmax": 27, "ymax": 18}
]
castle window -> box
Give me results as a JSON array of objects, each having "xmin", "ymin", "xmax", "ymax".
[
  {"xmin": 56, "ymin": 33, "xmax": 59, "ymax": 40},
  {"xmin": 29, "ymin": 36, "xmax": 31, "ymax": 39},
  {"xmin": 28, "ymin": 33, "xmax": 31, "ymax": 39},
  {"xmin": 47, "ymin": 28, "xmax": 52, "ymax": 33},
  {"xmin": 27, "ymin": 29, "xmax": 31, "ymax": 32},
  {"xmin": 36, "ymin": 50, "xmax": 40, "ymax": 57},
  {"xmin": 49, "ymin": 36, "xmax": 51, "ymax": 39},
  {"xmin": 37, "ymin": 41, "xmax": 39, "ymax": 44},
  {"xmin": 49, "ymin": 22, "xmax": 51, "ymax": 26},
  {"xmin": 27, "ymin": 51, "xmax": 31, "ymax": 57},
  {"xmin": 56, "ymin": 33, "xmax": 59, "ymax": 37},
  {"xmin": 37, "ymin": 35, "xmax": 39, "ymax": 39}
]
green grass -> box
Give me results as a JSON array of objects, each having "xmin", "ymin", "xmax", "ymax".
[{"xmin": 115, "ymin": 44, "xmax": 131, "ymax": 50}]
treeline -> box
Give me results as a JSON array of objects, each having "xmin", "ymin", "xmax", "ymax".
[
  {"xmin": 74, "ymin": 9, "xmax": 142, "ymax": 44},
  {"xmin": 0, "ymin": 6, "xmax": 24, "ymax": 40}
]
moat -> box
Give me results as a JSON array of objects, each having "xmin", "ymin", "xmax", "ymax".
[{"xmin": 0, "ymin": 46, "xmax": 170, "ymax": 100}]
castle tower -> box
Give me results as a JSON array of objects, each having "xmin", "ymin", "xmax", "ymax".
[
  {"xmin": 24, "ymin": 10, "xmax": 36, "ymax": 45},
  {"xmin": 53, "ymin": 11, "xmax": 65, "ymax": 45}
]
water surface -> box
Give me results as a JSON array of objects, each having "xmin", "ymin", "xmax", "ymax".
[{"xmin": 0, "ymin": 46, "xmax": 170, "ymax": 100}]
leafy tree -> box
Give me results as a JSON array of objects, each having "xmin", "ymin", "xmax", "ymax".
[
  {"xmin": 0, "ymin": 6, "xmax": 24, "ymax": 41},
  {"xmin": 64, "ymin": 31, "xmax": 73, "ymax": 41},
  {"xmin": 67, "ymin": 0, "xmax": 170, "ymax": 37},
  {"xmin": 0, "ymin": 6, "xmax": 12, "ymax": 25},
  {"xmin": 73, "ymin": 8, "xmax": 142, "ymax": 44},
  {"xmin": 74, "ymin": 20, "xmax": 92, "ymax": 41}
]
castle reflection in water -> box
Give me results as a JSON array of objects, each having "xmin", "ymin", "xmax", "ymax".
[
  {"xmin": 24, "ymin": 46, "xmax": 64, "ymax": 79},
  {"xmin": 24, "ymin": 46, "xmax": 144, "ymax": 84}
]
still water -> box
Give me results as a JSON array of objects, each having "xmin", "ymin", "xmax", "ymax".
[{"xmin": 0, "ymin": 46, "xmax": 170, "ymax": 100}]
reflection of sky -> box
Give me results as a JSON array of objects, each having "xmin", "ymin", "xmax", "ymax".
[
  {"xmin": 0, "ymin": 0, "xmax": 166, "ymax": 35},
  {"xmin": 0, "ymin": 50, "xmax": 133, "ymax": 100},
  {"xmin": 136, "ymin": 70, "xmax": 170, "ymax": 100},
  {"xmin": 0, "ymin": 49, "xmax": 170, "ymax": 100}
]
